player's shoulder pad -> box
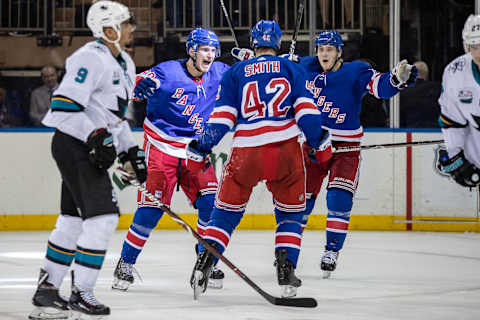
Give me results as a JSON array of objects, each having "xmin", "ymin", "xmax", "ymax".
[
  {"xmin": 150, "ymin": 59, "xmax": 185, "ymax": 79},
  {"xmin": 444, "ymin": 53, "xmax": 469, "ymax": 76},
  {"xmin": 210, "ymin": 61, "xmax": 230, "ymax": 77},
  {"xmin": 69, "ymin": 42, "xmax": 106, "ymax": 68},
  {"xmin": 299, "ymin": 55, "xmax": 321, "ymax": 71}
]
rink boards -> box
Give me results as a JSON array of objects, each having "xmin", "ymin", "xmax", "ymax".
[{"xmin": 0, "ymin": 129, "xmax": 478, "ymax": 232}]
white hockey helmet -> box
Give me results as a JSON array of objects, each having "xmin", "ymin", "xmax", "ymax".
[
  {"xmin": 86, "ymin": 1, "xmax": 135, "ymax": 50},
  {"xmin": 462, "ymin": 14, "xmax": 480, "ymax": 52}
]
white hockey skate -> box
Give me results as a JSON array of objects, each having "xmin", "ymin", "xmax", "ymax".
[{"xmin": 320, "ymin": 248, "xmax": 339, "ymax": 279}]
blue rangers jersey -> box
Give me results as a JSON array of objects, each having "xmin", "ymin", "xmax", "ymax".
[
  {"xmin": 206, "ymin": 55, "xmax": 320, "ymax": 148},
  {"xmin": 300, "ymin": 56, "xmax": 399, "ymax": 142},
  {"xmin": 138, "ymin": 59, "xmax": 229, "ymax": 158}
]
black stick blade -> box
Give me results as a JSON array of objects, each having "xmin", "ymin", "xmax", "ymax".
[{"xmin": 271, "ymin": 297, "xmax": 318, "ymax": 308}]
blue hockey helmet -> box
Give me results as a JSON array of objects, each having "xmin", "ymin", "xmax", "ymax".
[
  {"xmin": 315, "ymin": 30, "xmax": 344, "ymax": 53},
  {"xmin": 250, "ymin": 20, "xmax": 282, "ymax": 50},
  {"xmin": 186, "ymin": 28, "xmax": 221, "ymax": 58}
]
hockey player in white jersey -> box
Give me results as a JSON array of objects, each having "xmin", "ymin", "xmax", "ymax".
[
  {"xmin": 29, "ymin": 1, "xmax": 146, "ymax": 319},
  {"xmin": 437, "ymin": 14, "xmax": 480, "ymax": 188}
]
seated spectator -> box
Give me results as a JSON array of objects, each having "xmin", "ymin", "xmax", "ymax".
[
  {"xmin": 400, "ymin": 61, "xmax": 441, "ymax": 128},
  {"xmin": 0, "ymin": 87, "xmax": 8, "ymax": 128},
  {"xmin": 0, "ymin": 86, "xmax": 28, "ymax": 127},
  {"xmin": 30, "ymin": 65, "xmax": 59, "ymax": 127}
]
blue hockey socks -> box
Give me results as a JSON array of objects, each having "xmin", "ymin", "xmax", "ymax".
[
  {"xmin": 201, "ymin": 207, "xmax": 244, "ymax": 262},
  {"xmin": 121, "ymin": 206, "xmax": 164, "ymax": 264},
  {"xmin": 325, "ymin": 188, "xmax": 353, "ymax": 251},
  {"xmin": 275, "ymin": 210, "xmax": 304, "ymax": 268}
]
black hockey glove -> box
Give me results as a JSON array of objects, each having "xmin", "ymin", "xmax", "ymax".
[
  {"xmin": 118, "ymin": 146, "xmax": 147, "ymax": 183},
  {"xmin": 437, "ymin": 149, "xmax": 480, "ymax": 188},
  {"xmin": 87, "ymin": 128, "xmax": 117, "ymax": 169}
]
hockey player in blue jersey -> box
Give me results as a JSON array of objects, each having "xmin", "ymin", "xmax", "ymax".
[
  {"xmin": 299, "ymin": 30, "xmax": 417, "ymax": 278},
  {"xmin": 112, "ymin": 28, "xmax": 230, "ymax": 291},
  {"xmin": 186, "ymin": 20, "xmax": 330, "ymax": 299}
]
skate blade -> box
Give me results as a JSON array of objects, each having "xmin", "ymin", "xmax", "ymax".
[
  {"xmin": 207, "ymin": 278, "xmax": 223, "ymax": 289},
  {"xmin": 28, "ymin": 307, "xmax": 70, "ymax": 320},
  {"xmin": 192, "ymin": 270, "xmax": 204, "ymax": 300},
  {"xmin": 112, "ymin": 278, "xmax": 131, "ymax": 291},
  {"xmin": 70, "ymin": 310, "xmax": 108, "ymax": 320},
  {"xmin": 322, "ymin": 270, "xmax": 332, "ymax": 279},
  {"xmin": 280, "ymin": 285, "xmax": 298, "ymax": 298}
]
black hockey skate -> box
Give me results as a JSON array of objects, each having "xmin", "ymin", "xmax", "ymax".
[
  {"xmin": 112, "ymin": 257, "xmax": 136, "ymax": 291},
  {"xmin": 69, "ymin": 271, "xmax": 110, "ymax": 319},
  {"xmin": 29, "ymin": 269, "xmax": 70, "ymax": 320},
  {"xmin": 320, "ymin": 247, "xmax": 339, "ymax": 279},
  {"xmin": 190, "ymin": 243, "xmax": 216, "ymax": 300},
  {"xmin": 275, "ymin": 249, "xmax": 302, "ymax": 298},
  {"xmin": 195, "ymin": 243, "xmax": 224, "ymax": 289}
]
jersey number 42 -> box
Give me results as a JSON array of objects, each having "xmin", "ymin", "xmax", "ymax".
[{"xmin": 241, "ymin": 77, "xmax": 291, "ymax": 121}]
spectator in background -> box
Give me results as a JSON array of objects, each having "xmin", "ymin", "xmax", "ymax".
[
  {"xmin": 0, "ymin": 87, "xmax": 8, "ymax": 128},
  {"xmin": 0, "ymin": 85, "xmax": 28, "ymax": 127},
  {"xmin": 400, "ymin": 61, "xmax": 441, "ymax": 128},
  {"xmin": 30, "ymin": 65, "xmax": 59, "ymax": 127}
]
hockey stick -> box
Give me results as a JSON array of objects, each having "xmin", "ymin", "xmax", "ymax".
[
  {"xmin": 289, "ymin": 0, "xmax": 306, "ymax": 59},
  {"xmin": 218, "ymin": 0, "xmax": 240, "ymax": 47},
  {"xmin": 332, "ymin": 139, "xmax": 444, "ymax": 153},
  {"xmin": 113, "ymin": 168, "xmax": 318, "ymax": 308}
]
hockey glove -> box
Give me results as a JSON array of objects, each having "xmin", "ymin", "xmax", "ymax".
[
  {"xmin": 118, "ymin": 146, "xmax": 147, "ymax": 183},
  {"xmin": 87, "ymin": 128, "xmax": 117, "ymax": 169},
  {"xmin": 134, "ymin": 76, "xmax": 160, "ymax": 100},
  {"xmin": 390, "ymin": 59, "xmax": 417, "ymax": 89},
  {"xmin": 308, "ymin": 129, "xmax": 332, "ymax": 164},
  {"xmin": 437, "ymin": 149, "xmax": 480, "ymax": 188},
  {"xmin": 231, "ymin": 47, "xmax": 254, "ymax": 61},
  {"xmin": 278, "ymin": 53, "xmax": 300, "ymax": 63},
  {"xmin": 186, "ymin": 140, "xmax": 211, "ymax": 175}
]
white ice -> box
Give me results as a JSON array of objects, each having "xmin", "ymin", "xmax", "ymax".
[{"xmin": 1, "ymin": 230, "xmax": 480, "ymax": 320}]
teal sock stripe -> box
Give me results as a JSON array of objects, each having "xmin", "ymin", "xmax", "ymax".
[
  {"xmin": 74, "ymin": 245, "xmax": 106, "ymax": 270},
  {"xmin": 46, "ymin": 241, "xmax": 75, "ymax": 266}
]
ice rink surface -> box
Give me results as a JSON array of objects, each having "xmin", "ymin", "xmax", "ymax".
[{"xmin": 1, "ymin": 230, "xmax": 479, "ymax": 320}]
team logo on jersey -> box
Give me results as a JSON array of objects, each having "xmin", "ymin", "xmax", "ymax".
[
  {"xmin": 458, "ymin": 90, "xmax": 473, "ymax": 103},
  {"xmin": 176, "ymin": 95, "xmax": 188, "ymax": 105},
  {"xmin": 113, "ymin": 71, "xmax": 121, "ymax": 85},
  {"xmin": 172, "ymin": 88, "xmax": 185, "ymax": 98},
  {"xmin": 182, "ymin": 105, "xmax": 195, "ymax": 116}
]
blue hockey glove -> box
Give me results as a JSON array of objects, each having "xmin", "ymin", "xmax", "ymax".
[
  {"xmin": 186, "ymin": 140, "xmax": 211, "ymax": 174},
  {"xmin": 87, "ymin": 128, "xmax": 117, "ymax": 169},
  {"xmin": 437, "ymin": 148, "xmax": 480, "ymax": 188},
  {"xmin": 390, "ymin": 59, "xmax": 417, "ymax": 89},
  {"xmin": 278, "ymin": 53, "xmax": 300, "ymax": 63},
  {"xmin": 134, "ymin": 76, "xmax": 160, "ymax": 100},
  {"xmin": 118, "ymin": 146, "xmax": 147, "ymax": 183},
  {"xmin": 231, "ymin": 47, "xmax": 254, "ymax": 61}
]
